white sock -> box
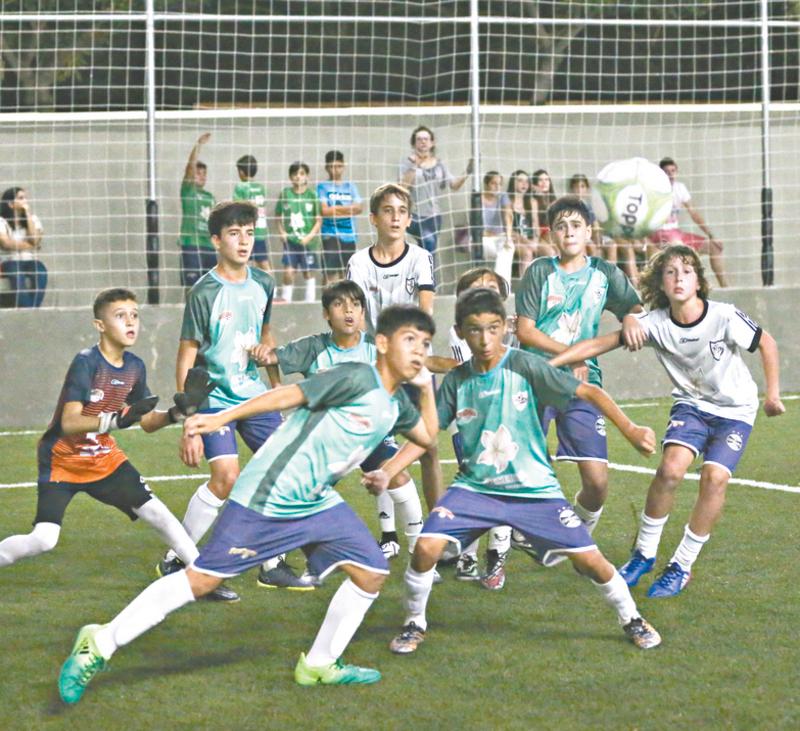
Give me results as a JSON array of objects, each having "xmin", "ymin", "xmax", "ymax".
[
  {"xmin": 304, "ymin": 278, "xmax": 316, "ymax": 303},
  {"xmin": 305, "ymin": 579, "xmax": 377, "ymax": 667},
  {"xmin": 670, "ymin": 525, "xmax": 709, "ymax": 572},
  {"xmin": 281, "ymin": 284, "xmax": 294, "ymax": 302},
  {"xmin": 0, "ymin": 522, "xmax": 60, "ymax": 567},
  {"xmin": 376, "ymin": 490, "xmax": 396, "ymax": 534},
  {"xmin": 403, "ymin": 565, "xmax": 436, "ymax": 631},
  {"xmin": 93, "ymin": 571, "xmax": 196, "ymax": 660},
  {"xmin": 488, "ymin": 525, "xmax": 511, "ymax": 553},
  {"xmin": 182, "ymin": 482, "xmax": 225, "ymax": 544},
  {"xmin": 261, "ymin": 553, "xmax": 286, "ymax": 571},
  {"xmin": 592, "ymin": 570, "xmax": 639, "ymax": 625},
  {"xmin": 134, "ymin": 497, "xmax": 199, "ymax": 566},
  {"xmin": 573, "ymin": 492, "xmax": 604, "ymax": 534},
  {"xmin": 635, "ymin": 512, "xmax": 669, "ymax": 559},
  {"xmin": 389, "ymin": 479, "xmax": 423, "ymax": 553},
  {"xmin": 461, "ymin": 539, "xmax": 479, "ymax": 558}
]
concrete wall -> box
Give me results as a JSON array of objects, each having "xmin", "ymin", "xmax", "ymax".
[
  {"xmin": 1, "ymin": 109, "xmax": 799, "ymax": 307},
  {"xmin": 0, "ymin": 286, "xmax": 796, "ymax": 428}
]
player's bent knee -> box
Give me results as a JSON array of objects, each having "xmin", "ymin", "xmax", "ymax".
[
  {"xmin": 32, "ymin": 522, "xmax": 60, "ymax": 552},
  {"xmin": 411, "ymin": 537, "xmax": 447, "ymax": 572},
  {"xmin": 342, "ymin": 564, "xmax": 386, "ymax": 594},
  {"xmin": 570, "ymin": 549, "xmax": 612, "ymax": 582},
  {"xmin": 185, "ymin": 568, "xmax": 223, "ymax": 598}
]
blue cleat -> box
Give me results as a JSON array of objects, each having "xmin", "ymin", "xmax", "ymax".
[
  {"xmin": 647, "ymin": 562, "xmax": 691, "ymax": 598},
  {"xmin": 618, "ymin": 549, "xmax": 656, "ymax": 587}
]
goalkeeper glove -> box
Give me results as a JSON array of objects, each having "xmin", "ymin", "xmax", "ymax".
[
  {"xmin": 98, "ymin": 395, "xmax": 159, "ymax": 434},
  {"xmin": 168, "ymin": 366, "xmax": 215, "ymax": 422}
]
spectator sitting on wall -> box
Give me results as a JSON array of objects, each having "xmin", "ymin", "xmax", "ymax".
[{"xmin": 0, "ymin": 186, "xmax": 47, "ymax": 308}]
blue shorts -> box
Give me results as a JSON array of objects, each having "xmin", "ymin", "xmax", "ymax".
[
  {"xmin": 180, "ymin": 246, "xmax": 217, "ymax": 288},
  {"xmin": 663, "ymin": 402, "xmax": 753, "ymax": 475},
  {"xmin": 281, "ymin": 241, "xmax": 318, "ymax": 271},
  {"xmin": 321, "ymin": 235, "xmax": 356, "ymax": 273},
  {"xmin": 360, "ymin": 436, "xmax": 400, "ymax": 472},
  {"xmin": 193, "ymin": 500, "xmax": 389, "ymax": 580},
  {"xmin": 250, "ymin": 237, "xmax": 269, "ymax": 263},
  {"xmin": 541, "ymin": 398, "xmax": 608, "ymax": 462},
  {"xmin": 408, "ymin": 214, "xmax": 442, "ymax": 254},
  {"xmin": 201, "ymin": 408, "xmax": 282, "ymax": 461},
  {"xmin": 420, "ymin": 487, "xmax": 595, "ymax": 568}
]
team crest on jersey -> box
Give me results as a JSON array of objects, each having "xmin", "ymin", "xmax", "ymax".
[
  {"xmin": 89, "ymin": 388, "xmax": 104, "ymax": 402},
  {"xmin": 558, "ymin": 506, "xmax": 583, "ymax": 528},
  {"xmin": 405, "ymin": 276, "xmax": 416, "ymax": 295},
  {"xmin": 546, "ymin": 293, "xmax": 565, "ymax": 309},
  {"xmin": 595, "ymin": 415, "xmax": 607, "ymax": 436},
  {"xmin": 726, "ymin": 431, "xmax": 744, "ymax": 452},
  {"xmin": 431, "ymin": 506, "xmax": 455, "ymax": 520},
  {"xmin": 477, "ymin": 425, "xmax": 519, "ymax": 473},
  {"xmin": 709, "ymin": 340, "xmax": 725, "ymax": 361},
  {"xmin": 456, "ymin": 408, "xmax": 478, "ymax": 424},
  {"xmin": 512, "ymin": 391, "xmax": 529, "ymax": 411}
]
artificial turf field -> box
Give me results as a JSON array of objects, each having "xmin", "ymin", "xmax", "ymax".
[{"xmin": 0, "ymin": 397, "xmax": 797, "ymax": 730}]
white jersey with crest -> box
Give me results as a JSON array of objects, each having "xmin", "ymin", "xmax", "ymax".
[
  {"xmin": 635, "ymin": 299, "xmax": 762, "ymax": 424},
  {"xmin": 346, "ymin": 242, "xmax": 435, "ymax": 333}
]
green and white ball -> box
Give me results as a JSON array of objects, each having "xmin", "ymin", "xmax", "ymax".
[{"xmin": 592, "ymin": 157, "xmax": 673, "ymax": 239}]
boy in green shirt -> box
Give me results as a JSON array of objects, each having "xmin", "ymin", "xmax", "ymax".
[
  {"xmin": 179, "ymin": 132, "xmax": 216, "ymax": 287},
  {"xmin": 233, "ymin": 154, "xmax": 271, "ymax": 273}
]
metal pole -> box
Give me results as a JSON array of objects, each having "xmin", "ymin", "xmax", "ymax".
[
  {"xmin": 759, "ymin": 0, "xmax": 774, "ymax": 286},
  {"xmin": 468, "ymin": 0, "xmax": 482, "ymax": 261},
  {"xmin": 144, "ymin": 0, "xmax": 160, "ymax": 303}
]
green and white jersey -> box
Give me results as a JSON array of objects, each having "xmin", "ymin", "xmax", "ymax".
[
  {"xmin": 277, "ymin": 331, "xmax": 376, "ymax": 377},
  {"xmin": 437, "ymin": 348, "xmax": 580, "ymax": 499},
  {"xmin": 181, "ymin": 267, "xmax": 275, "ymax": 409},
  {"xmin": 179, "ymin": 181, "xmax": 216, "ymax": 250},
  {"xmin": 233, "ymin": 180, "xmax": 268, "ymax": 238},
  {"xmin": 275, "ymin": 187, "xmax": 321, "ymax": 248},
  {"xmin": 515, "ymin": 256, "xmax": 640, "ymax": 386},
  {"xmin": 230, "ymin": 363, "xmax": 420, "ymax": 518}
]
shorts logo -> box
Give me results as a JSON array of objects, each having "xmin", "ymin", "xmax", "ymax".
[
  {"xmin": 405, "ymin": 277, "xmax": 416, "ymax": 295},
  {"xmin": 456, "ymin": 408, "xmax": 478, "ymax": 424},
  {"xmin": 595, "ymin": 416, "xmax": 606, "ymax": 436},
  {"xmin": 669, "ymin": 419, "xmax": 685, "ymax": 429},
  {"xmin": 228, "ymin": 547, "xmax": 257, "ymax": 559},
  {"xmin": 216, "ymin": 425, "xmax": 231, "ymax": 436},
  {"xmin": 558, "ymin": 507, "xmax": 583, "ymax": 529},
  {"xmin": 709, "ymin": 340, "xmax": 725, "ymax": 361},
  {"xmin": 90, "ymin": 388, "xmax": 104, "ymax": 402},
  {"xmin": 431, "ymin": 506, "xmax": 455, "ymax": 520},
  {"xmin": 726, "ymin": 431, "xmax": 744, "ymax": 452},
  {"xmin": 512, "ymin": 391, "xmax": 529, "ymax": 411}
]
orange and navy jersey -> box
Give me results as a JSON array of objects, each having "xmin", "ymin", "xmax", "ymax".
[{"xmin": 37, "ymin": 346, "xmax": 151, "ymax": 484}]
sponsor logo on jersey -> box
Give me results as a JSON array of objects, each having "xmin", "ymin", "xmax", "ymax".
[
  {"xmin": 89, "ymin": 388, "xmax": 104, "ymax": 402},
  {"xmin": 558, "ymin": 506, "xmax": 583, "ymax": 528},
  {"xmin": 726, "ymin": 431, "xmax": 744, "ymax": 452},
  {"xmin": 219, "ymin": 310, "xmax": 233, "ymax": 322},
  {"xmin": 382, "ymin": 273, "xmax": 399, "ymax": 279},
  {"xmin": 709, "ymin": 340, "xmax": 725, "ymax": 361},
  {"xmin": 405, "ymin": 276, "xmax": 416, "ymax": 295},
  {"xmin": 546, "ymin": 293, "xmax": 565, "ymax": 309},
  {"xmin": 456, "ymin": 407, "xmax": 478, "ymax": 423},
  {"xmin": 478, "ymin": 388, "xmax": 501, "ymax": 398},
  {"xmin": 595, "ymin": 415, "xmax": 607, "ymax": 436},
  {"xmin": 110, "ymin": 378, "xmax": 125, "ymax": 386},
  {"xmin": 512, "ymin": 391, "xmax": 529, "ymax": 410},
  {"xmin": 679, "ymin": 336, "xmax": 699, "ymax": 343},
  {"xmin": 228, "ymin": 547, "xmax": 257, "ymax": 559},
  {"xmin": 431, "ymin": 506, "xmax": 455, "ymax": 520},
  {"xmin": 346, "ymin": 412, "xmax": 373, "ymax": 432}
]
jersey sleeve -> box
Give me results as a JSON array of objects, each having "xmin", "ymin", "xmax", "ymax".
[
  {"xmin": 726, "ymin": 305, "xmax": 762, "ymax": 353},
  {"xmin": 417, "ymin": 249, "xmax": 436, "ymax": 292},
  {"xmin": 448, "ymin": 327, "xmax": 468, "ymax": 363},
  {"xmin": 522, "ymin": 353, "xmax": 581, "ymax": 411},
  {"xmin": 392, "ymin": 387, "xmax": 421, "ymax": 434},
  {"xmin": 274, "ymin": 191, "xmax": 285, "ymax": 216},
  {"xmin": 601, "ymin": 260, "xmax": 642, "ymax": 320},
  {"xmin": 298, "ymin": 364, "xmax": 372, "ymax": 410},
  {"xmin": 346, "ymin": 253, "xmax": 368, "ymax": 292},
  {"xmin": 254, "ymin": 270, "xmax": 275, "ymax": 325},
  {"xmin": 62, "ymin": 353, "xmax": 95, "ymax": 404},
  {"xmin": 515, "ymin": 259, "xmax": 549, "ymax": 321},
  {"xmin": 180, "ymin": 286, "xmax": 210, "ymax": 343},
  {"xmin": 126, "ymin": 359, "xmax": 152, "ymax": 403},
  {"xmin": 276, "ymin": 335, "xmax": 324, "ymax": 376},
  {"xmin": 435, "ymin": 370, "xmax": 458, "ymax": 427}
]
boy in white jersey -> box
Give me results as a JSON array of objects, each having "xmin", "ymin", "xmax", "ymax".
[
  {"xmin": 158, "ymin": 201, "xmax": 307, "ymax": 599},
  {"xmin": 550, "ymin": 245, "xmax": 784, "ymax": 597},
  {"xmin": 57, "ymin": 306, "xmax": 438, "ymax": 704},
  {"xmin": 346, "ymin": 183, "xmax": 443, "ymax": 558},
  {"xmin": 363, "ymin": 289, "xmax": 661, "ymax": 654}
]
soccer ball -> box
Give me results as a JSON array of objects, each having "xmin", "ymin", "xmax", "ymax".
[{"xmin": 592, "ymin": 157, "xmax": 673, "ymax": 239}]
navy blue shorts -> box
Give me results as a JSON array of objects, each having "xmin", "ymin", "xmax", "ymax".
[
  {"xmin": 250, "ymin": 237, "xmax": 269, "ymax": 263},
  {"xmin": 541, "ymin": 398, "xmax": 608, "ymax": 462},
  {"xmin": 663, "ymin": 402, "xmax": 753, "ymax": 476},
  {"xmin": 193, "ymin": 500, "xmax": 389, "ymax": 580},
  {"xmin": 200, "ymin": 408, "xmax": 282, "ymax": 461},
  {"xmin": 420, "ymin": 487, "xmax": 595, "ymax": 567},
  {"xmin": 180, "ymin": 246, "xmax": 217, "ymax": 288},
  {"xmin": 281, "ymin": 241, "xmax": 318, "ymax": 271},
  {"xmin": 360, "ymin": 436, "xmax": 400, "ymax": 472}
]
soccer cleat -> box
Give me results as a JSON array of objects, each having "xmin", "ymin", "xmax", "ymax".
[
  {"xmin": 618, "ymin": 549, "xmax": 656, "ymax": 587},
  {"xmin": 647, "ymin": 562, "xmax": 691, "ymax": 598},
  {"xmin": 299, "ymin": 568, "xmax": 322, "ymax": 588},
  {"xmin": 454, "ymin": 553, "xmax": 480, "ymax": 581},
  {"xmin": 294, "ymin": 653, "xmax": 381, "ymax": 686},
  {"xmin": 379, "ymin": 538, "xmax": 401, "ymax": 560},
  {"xmin": 156, "ymin": 554, "xmax": 185, "ymax": 577},
  {"xmin": 480, "ymin": 549, "xmax": 508, "ymax": 591},
  {"xmin": 622, "ymin": 616, "xmax": 662, "ymax": 649},
  {"xmin": 390, "ymin": 622, "xmax": 426, "ymax": 655},
  {"xmin": 58, "ymin": 624, "xmax": 107, "ymax": 704},
  {"xmin": 201, "ymin": 583, "xmax": 241, "ymax": 602},
  {"xmin": 257, "ymin": 558, "xmax": 315, "ymax": 591}
]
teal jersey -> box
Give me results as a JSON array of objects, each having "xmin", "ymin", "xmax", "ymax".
[
  {"xmin": 232, "ymin": 180, "xmax": 268, "ymax": 238},
  {"xmin": 230, "ymin": 363, "xmax": 420, "ymax": 518},
  {"xmin": 180, "ymin": 267, "xmax": 275, "ymax": 409},
  {"xmin": 515, "ymin": 256, "xmax": 640, "ymax": 386},
  {"xmin": 276, "ymin": 331, "xmax": 376, "ymax": 377},
  {"xmin": 437, "ymin": 348, "xmax": 580, "ymax": 499}
]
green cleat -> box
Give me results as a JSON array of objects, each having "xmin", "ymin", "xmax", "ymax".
[
  {"xmin": 294, "ymin": 652, "xmax": 381, "ymax": 686},
  {"xmin": 58, "ymin": 624, "xmax": 108, "ymax": 704}
]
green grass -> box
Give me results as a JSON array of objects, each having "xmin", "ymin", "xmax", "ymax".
[{"xmin": 0, "ymin": 399, "xmax": 798, "ymax": 730}]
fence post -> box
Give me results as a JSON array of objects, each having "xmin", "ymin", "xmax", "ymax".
[{"xmin": 145, "ymin": 0, "xmax": 160, "ymax": 303}]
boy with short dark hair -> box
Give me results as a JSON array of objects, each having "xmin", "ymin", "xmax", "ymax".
[
  {"xmin": 0, "ymin": 288, "xmax": 206, "ymax": 572},
  {"xmin": 363, "ymin": 288, "xmax": 662, "ymax": 655},
  {"xmin": 276, "ymin": 161, "xmax": 322, "ymax": 302},
  {"xmin": 233, "ymin": 154, "xmax": 271, "ymax": 273},
  {"xmin": 317, "ymin": 150, "xmax": 363, "ymax": 284}
]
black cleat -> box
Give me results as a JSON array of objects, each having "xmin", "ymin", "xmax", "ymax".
[
  {"xmin": 156, "ymin": 554, "xmax": 186, "ymax": 578},
  {"xmin": 200, "ymin": 583, "xmax": 241, "ymax": 603}
]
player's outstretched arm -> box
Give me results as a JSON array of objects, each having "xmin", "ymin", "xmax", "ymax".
[
  {"xmin": 758, "ymin": 330, "xmax": 785, "ymax": 417},
  {"xmin": 575, "ymin": 382, "xmax": 656, "ymax": 457},
  {"xmin": 548, "ymin": 330, "xmax": 623, "ymax": 369}
]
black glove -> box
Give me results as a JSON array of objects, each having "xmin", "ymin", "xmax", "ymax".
[
  {"xmin": 169, "ymin": 367, "xmax": 214, "ymax": 422},
  {"xmin": 98, "ymin": 395, "xmax": 159, "ymax": 433}
]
